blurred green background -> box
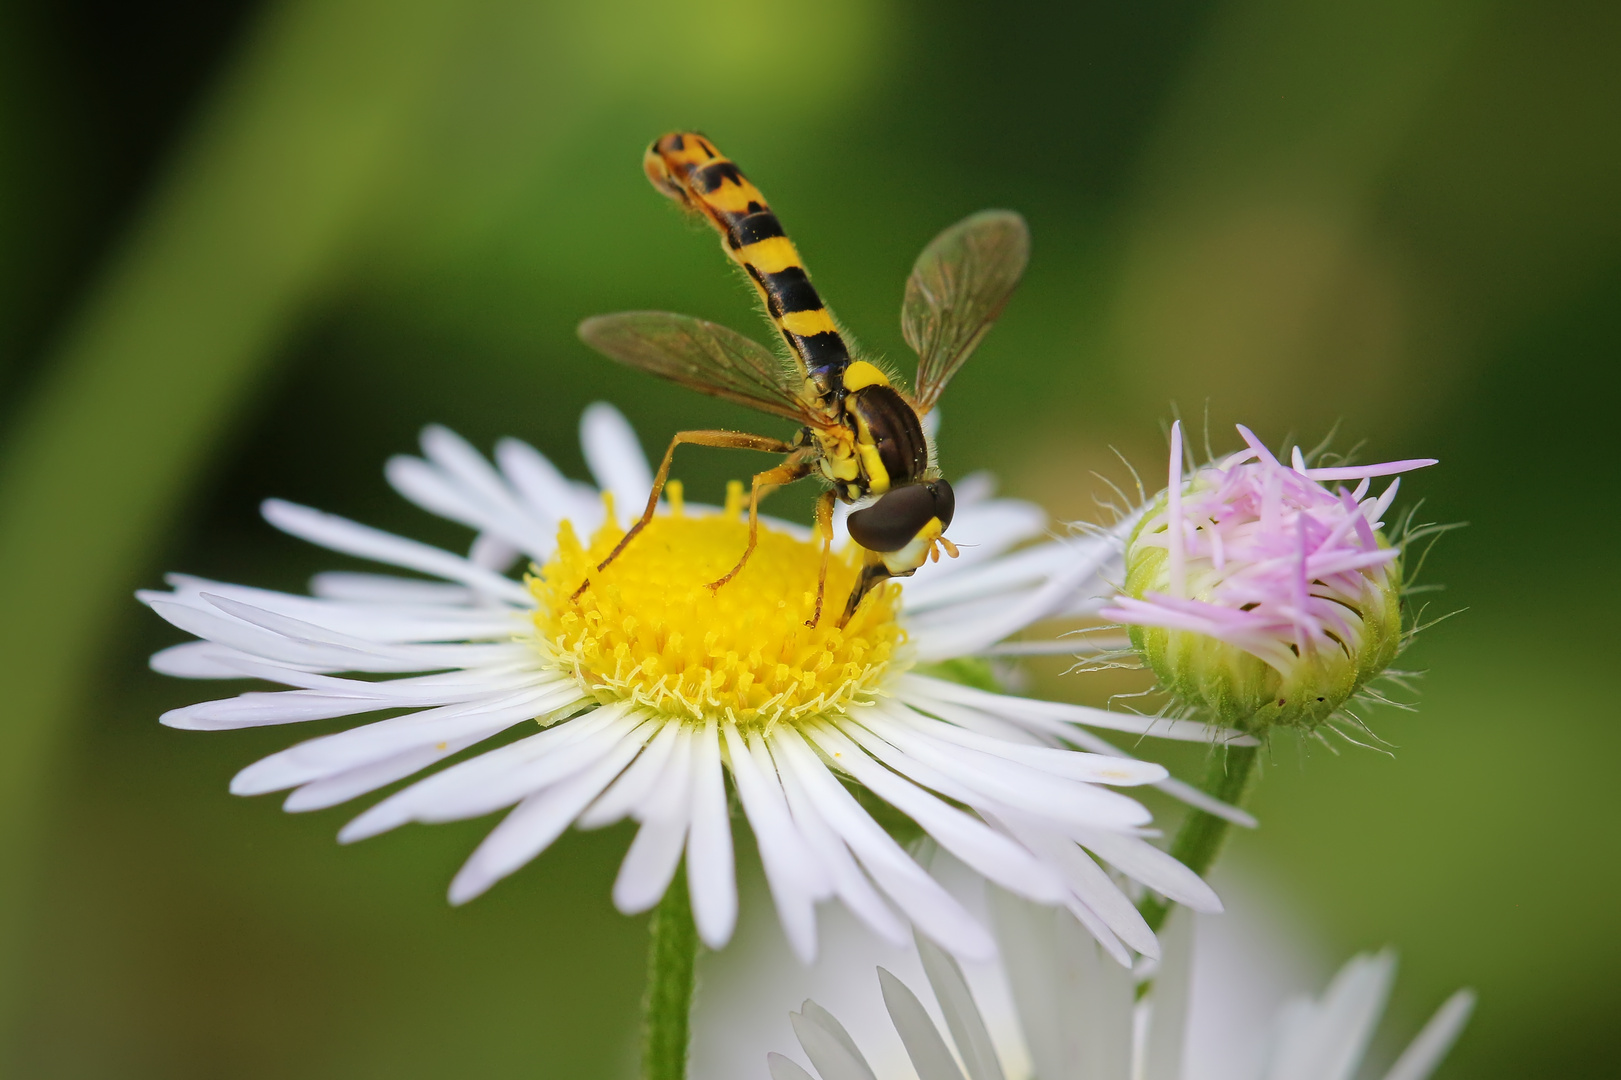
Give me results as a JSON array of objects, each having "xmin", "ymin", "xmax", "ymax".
[{"xmin": 1, "ymin": 0, "xmax": 1616, "ymax": 1075}]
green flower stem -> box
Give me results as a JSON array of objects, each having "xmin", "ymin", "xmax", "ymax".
[
  {"xmin": 642, "ymin": 864, "xmax": 699, "ymax": 1080},
  {"xmin": 1139, "ymin": 744, "xmax": 1260, "ymax": 934}
]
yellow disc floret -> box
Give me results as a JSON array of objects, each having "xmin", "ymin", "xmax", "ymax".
[{"xmin": 530, "ymin": 489, "xmax": 905, "ymax": 729}]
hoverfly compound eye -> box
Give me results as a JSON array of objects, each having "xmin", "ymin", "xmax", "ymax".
[{"xmin": 846, "ymin": 480, "xmax": 955, "ymax": 553}]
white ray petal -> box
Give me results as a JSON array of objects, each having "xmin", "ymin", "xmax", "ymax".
[
  {"xmin": 914, "ymin": 933, "xmax": 1006, "ymax": 1080},
  {"xmin": 988, "ymin": 889, "xmax": 1072, "ymax": 1080},
  {"xmin": 912, "ymin": 516, "xmax": 1138, "ymax": 660},
  {"xmin": 419, "ymin": 425, "xmax": 545, "ymax": 533},
  {"xmin": 767, "ymin": 1052, "xmax": 819, "ymax": 1080},
  {"xmin": 897, "ymin": 673, "xmax": 1255, "ymax": 744},
  {"xmin": 144, "ymin": 592, "xmax": 527, "ymax": 677},
  {"xmin": 1379, "ymin": 989, "xmax": 1475, "ymax": 1080},
  {"xmin": 161, "ymin": 689, "xmax": 386, "ymax": 730},
  {"xmin": 158, "ymin": 649, "xmax": 543, "ymax": 711},
  {"xmin": 229, "ymin": 685, "xmax": 580, "ymax": 794},
  {"xmin": 902, "ymin": 539, "xmax": 1074, "ymax": 613},
  {"xmin": 724, "ymin": 725, "xmax": 828, "ymax": 963},
  {"xmin": 731, "ymin": 729, "xmax": 831, "ymax": 898},
  {"xmin": 409, "ymin": 710, "xmax": 644, "ymax": 824},
  {"xmin": 198, "ymin": 592, "xmax": 519, "ymax": 669},
  {"xmin": 885, "ymin": 693, "xmax": 1048, "ymax": 748},
  {"xmin": 687, "ymin": 719, "xmax": 737, "ymax": 949},
  {"xmin": 837, "ymin": 713, "xmax": 1129, "ymax": 836},
  {"xmin": 806, "ymin": 723, "xmax": 1067, "ymax": 906},
  {"xmin": 791, "ymin": 1002, "xmax": 880, "ymax": 1080},
  {"xmin": 308, "ymin": 572, "xmax": 475, "ymax": 606},
  {"xmin": 336, "ymin": 704, "xmax": 631, "ymax": 841},
  {"xmin": 847, "ymin": 709, "xmax": 1152, "ymax": 829},
  {"xmin": 1072, "ymin": 829, "xmax": 1222, "ymax": 913},
  {"xmin": 146, "ymin": 598, "xmax": 440, "ymax": 673},
  {"xmin": 769, "ymin": 731, "xmax": 909, "ymax": 947},
  {"xmin": 581, "ymin": 403, "xmax": 653, "ymax": 524},
  {"xmin": 878, "ymin": 968, "xmax": 967, "ymax": 1080},
  {"xmin": 882, "ymin": 705, "xmax": 1166, "ymax": 785},
  {"xmin": 495, "ymin": 437, "xmax": 602, "ymax": 530},
  {"xmin": 262, "ymin": 499, "xmax": 531, "ymax": 604},
  {"xmin": 773, "ymin": 727, "xmax": 993, "ymax": 959},
  {"xmin": 158, "ymin": 575, "xmax": 525, "ymax": 638},
  {"xmin": 385, "ymin": 454, "xmax": 546, "ymax": 562},
  {"xmin": 1060, "ymin": 894, "xmax": 1132, "ymax": 968},
  {"xmin": 579, "ymin": 719, "xmax": 681, "ymax": 828},
  {"xmin": 903, "ymin": 588, "xmax": 1046, "ymax": 638},
  {"xmin": 611, "ymin": 817, "xmax": 692, "ymax": 916},
  {"xmin": 150, "ymin": 641, "xmax": 292, "ymax": 678},
  {"xmin": 994, "ymin": 815, "xmax": 1157, "ymax": 959},
  {"xmin": 611, "ymin": 726, "xmax": 696, "ymax": 913},
  {"xmin": 447, "ymin": 720, "xmax": 654, "ymax": 904},
  {"xmin": 1030, "ymin": 724, "xmax": 1258, "ymax": 826},
  {"xmin": 1263, "ymin": 951, "xmax": 1395, "ymax": 1080},
  {"xmin": 283, "ymin": 731, "xmax": 495, "ymax": 812}
]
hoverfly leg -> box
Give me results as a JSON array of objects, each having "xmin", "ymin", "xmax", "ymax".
[
  {"xmin": 708, "ymin": 455, "xmax": 815, "ymax": 592},
  {"xmin": 805, "ymin": 489, "xmax": 837, "ymax": 628},
  {"xmin": 593, "ymin": 429, "xmax": 795, "ymax": 576},
  {"xmin": 837, "ymin": 559, "xmax": 892, "ymax": 629}
]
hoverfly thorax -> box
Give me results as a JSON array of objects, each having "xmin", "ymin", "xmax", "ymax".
[
  {"xmin": 825, "ymin": 360, "xmax": 931, "ymax": 499},
  {"xmin": 579, "ymin": 132, "xmax": 1028, "ymax": 626}
]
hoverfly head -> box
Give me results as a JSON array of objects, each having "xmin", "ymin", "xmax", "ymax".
[{"xmin": 846, "ymin": 479, "xmax": 955, "ymax": 555}]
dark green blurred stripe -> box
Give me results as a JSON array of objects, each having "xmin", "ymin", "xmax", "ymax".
[{"xmin": 0, "ymin": 0, "xmax": 476, "ymax": 1037}]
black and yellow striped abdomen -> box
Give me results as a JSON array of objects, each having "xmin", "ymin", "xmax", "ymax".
[{"xmin": 644, "ymin": 132, "xmax": 852, "ymax": 396}]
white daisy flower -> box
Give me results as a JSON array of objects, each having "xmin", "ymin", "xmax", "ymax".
[
  {"xmin": 142, "ymin": 403, "xmax": 1250, "ymax": 963},
  {"xmin": 768, "ymin": 899, "xmax": 1474, "ymax": 1080}
]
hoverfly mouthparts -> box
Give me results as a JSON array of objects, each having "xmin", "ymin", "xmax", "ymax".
[{"xmin": 578, "ymin": 131, "xmax": 1028, "ymax": 627}]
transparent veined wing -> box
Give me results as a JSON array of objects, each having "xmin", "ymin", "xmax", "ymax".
[
  {"xmin": 579, "ymin": 312, "xmax": 823, "ymax": 426},
  {"xmin": 903, "ymin": 209, "xmax": 1030, "ymax": 414}
]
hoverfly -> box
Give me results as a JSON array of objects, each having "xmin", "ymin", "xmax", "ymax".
[{"xmin": 577, "ymin": 131, "xmax": 1029, "ymax": 627}]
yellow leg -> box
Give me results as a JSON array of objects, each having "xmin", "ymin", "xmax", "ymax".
[
  {"xmin": 708, "ymin": 456, "xmax": 815, "ymax": 591},
  {"xmin": 571, "ymin": 429, "xmax": 794, "ymax": 600},
  {"xmin": 838, "ymin": 556, "xmax": 892, "ymax": 629},
  {"xmin": 805, "ymin": 489, "xmax": 837, "ymax": 628}
]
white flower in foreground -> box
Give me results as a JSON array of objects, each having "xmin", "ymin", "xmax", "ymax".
[
  {"xmin": 769, "ymin": 897, "xmax": 1474, "ymax": 1080},
  {"xmin": 1100, "ymin": 422, "xmax": 1437, "ymax": 735},
  {"xmin": 142, "ymin": 404, "xmax": 1249, "ymax": 963}
]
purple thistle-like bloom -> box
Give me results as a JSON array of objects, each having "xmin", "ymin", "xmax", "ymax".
[{"xmin": 1100, "ymin": 423, "xmax": 1436, "ymax": 732}]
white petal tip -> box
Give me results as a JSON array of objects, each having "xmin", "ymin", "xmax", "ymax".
[
  {"xmin": 695, "ymin": 917, "xmax": 736, "ymax": 952},
  {"xmin": 228, "ymin": 774, "xmax": 276, "ymax": 797},
  {"xmin": 611, "ymin": 891, "xmax": 653, "ymax": 917},
  {"xmin": 447, "ymin": 873, "xmax": 491, "ymax": 906},
  {"xmin": 336, "ymin": 810, "xmax": 400, "ymax": 844}
]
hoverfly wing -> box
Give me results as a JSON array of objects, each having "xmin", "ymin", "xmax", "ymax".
[
  {"xmin": 902, "ymin": 209, "xmax": 1030, "ymax": 414},
  {"xmin": 579, "ymin": 311, "xmax": 821, "ymax": 425}
]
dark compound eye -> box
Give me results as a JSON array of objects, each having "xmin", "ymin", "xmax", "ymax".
[{"xmin": 846, "ymin": 480, "xmax": 955, "ymax": 552}]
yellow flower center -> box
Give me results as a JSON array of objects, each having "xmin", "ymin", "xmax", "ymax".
[{"xmin": 530, "ymin": 484, "xmax": 905, "ymax": 729}]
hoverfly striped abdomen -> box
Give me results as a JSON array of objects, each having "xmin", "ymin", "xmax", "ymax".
[{"xmin": 643, "ymin": 132, "xmax": 853, "ymax": 396}]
